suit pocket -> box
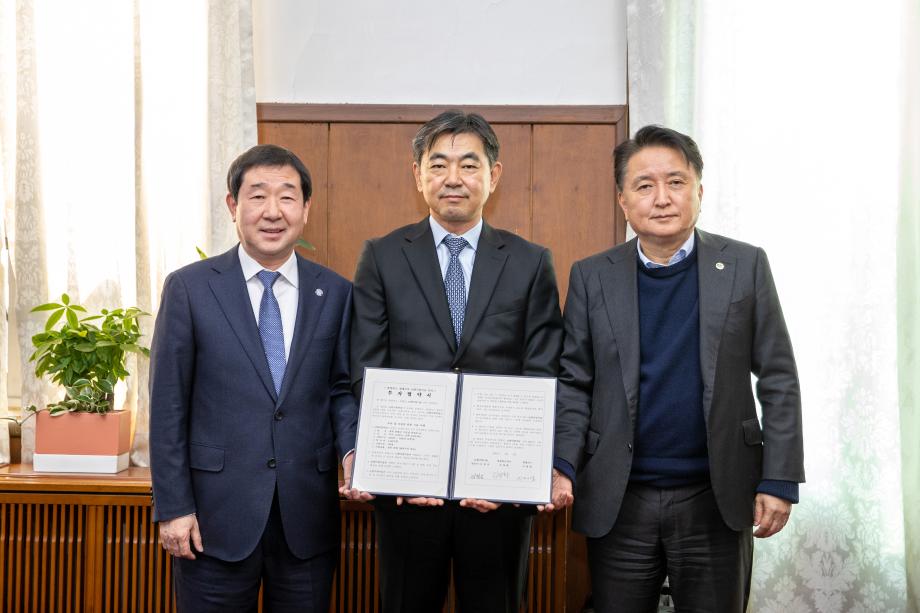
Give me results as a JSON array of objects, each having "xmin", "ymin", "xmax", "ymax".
[
  {"xmin": 584, "ymin": 430, "xmax": 601, "ymax": 455},
  {"xmin": 316, "ymin": 442, "xmax": 335, "ymax": 472},
  {"xmin": 742, "ymin": 418, "xmax": 763, "ymax": 446},
  {"xmin": 189, "ymin": 443, "xmax": 225, "ymax": 472},
  {"xmin": 483, "ymin": 298, "xmax": 526, "ymax": 318},
  {"xmin": 729, "ymin": 294, "xmax": 755, "ymax": 309}
]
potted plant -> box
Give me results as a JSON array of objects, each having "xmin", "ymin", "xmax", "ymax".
[{"xmin": 26, "ymin": 294, "xmax": 149, "ymax": 473}]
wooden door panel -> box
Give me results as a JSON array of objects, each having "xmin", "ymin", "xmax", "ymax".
[{"xmin": 532, "ymin": 123, "xmax": 619, "ymax": 303}]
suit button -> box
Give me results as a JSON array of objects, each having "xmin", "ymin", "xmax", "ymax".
[
  {"xmin": 274, "ymin": 411, "xmax": 284, "ymax": 421},
  {"xmin": 267, "ymin": 458, "xmax": 277, "ymax": 469},
  {"xmin": 627, "ymin": 443, "xmax": 633, "ymax": 452}
]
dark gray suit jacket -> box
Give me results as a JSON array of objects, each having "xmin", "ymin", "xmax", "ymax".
[
  {"xmin": 149, "ymin": 246, "xmax": 357, "ymax": 561},
  {"xmin": 555, "ymin": 229, "xmax": 804, "ymax": 535},
  {"xmin": 350, "ymin": 218, "xmax": 563, "ymax": 391}
]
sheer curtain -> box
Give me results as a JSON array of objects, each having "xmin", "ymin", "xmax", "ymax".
[
  {"xmin": 898, "ymin": 0, "xmax": 920, "ymax": 608},
  {"xmin": 0, "ymin": 0, "xmax": 256, "ymax": 466},
  {"xmin": 627, "ymin": 1, "xmax": 916, "ymax": 610}
]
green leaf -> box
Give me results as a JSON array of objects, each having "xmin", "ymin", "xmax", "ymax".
[
  {"xmin": 196, "ymin": 246, "xmax": 208, "ymax": 260},
  {"xmin": 75, "ymin": 343, "xmax": 96, "ymax": 352},
  {"xmin": 70, "ymin": 305, "xmax": 87, "ymax": 312},
  {"xmin": 61, "ymin": 293, "xmax": 70, "ymax": 305},
  {"xmin": 31, "ymin": 302, "xmax": 63, "ymax": 312},
  {"xmin": 71, "ymin": 378, "xmax": 91, "ymax": 387},
  {"xmin": 65, "ymin": 309, "xmax": 79, "ymax": 328},
  {"xmin": 80, "ymin": 315, "xmax": 103, "ymax": 322},
  {"xmin": 296, "ymin": 238, "xmax": 316, "ymax": 251},
  {"xmin": 45, "ymin": 309, "xmax": 65, "ymax": 331}
]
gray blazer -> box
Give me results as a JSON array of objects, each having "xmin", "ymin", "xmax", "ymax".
[{"xmin": 554, "ymin": 229, "xmax": 804, "ymax": 536}]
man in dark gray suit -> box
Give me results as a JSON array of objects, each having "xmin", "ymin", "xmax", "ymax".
[
  {"xmin": 150, "ymin": 145, "xmax": 357, "ymax": 611},
  {"xmin": 550, "ymin": 125, "xmax": 804, "ymax": 612},
  {"xmin": 348, "ymin": 110, "xmax": 564, "ymax": 613}
]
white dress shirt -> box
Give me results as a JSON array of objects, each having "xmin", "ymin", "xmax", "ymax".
[
  {"xmin": 238, "ymin": 246, "xmax": 299, "ymax": 360},
  {"xmin": 429, "ymin": 216, "xmax": 482, "ymax": 299}
]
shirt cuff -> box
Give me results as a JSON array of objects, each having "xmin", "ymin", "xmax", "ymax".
[
  {"xmin": 554, "ymin": 458, "xmax": 576, "ymax": 485},
  {"xmin": 341, "ymin": 449, "xmax": 354, "ymax": 469},
  {"xmin": 756, "ymin": 479, "xmax": 799, "ymax": 503}
]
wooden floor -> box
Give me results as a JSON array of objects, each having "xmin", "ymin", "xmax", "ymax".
[{"xmin": 0, "ymin": 465, "xmax": 590, "ymax": 612}]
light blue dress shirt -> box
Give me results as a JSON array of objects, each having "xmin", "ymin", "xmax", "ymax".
[
  {"xmin": 429, "ymin": 216, "xmax": 482, "ymax": 300},
  {"xmin": 637, "ymin": 232, "xmax": 696, "ymax": 269}
]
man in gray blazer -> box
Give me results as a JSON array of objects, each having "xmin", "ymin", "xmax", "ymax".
[
  {"xmin": 550, "ymin": 125, "xmax": 804, "ymax": 612},
  {"xmin": 150, "ymin": 145, "xmax": 357, "ymax": 611}
]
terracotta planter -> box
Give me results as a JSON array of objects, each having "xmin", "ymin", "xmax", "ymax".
[{"xmin": 33, "ymin": 410, "xmax": 131, "ymax": 473}]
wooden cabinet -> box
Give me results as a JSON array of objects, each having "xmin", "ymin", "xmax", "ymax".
[{"xmin": 1, "ymin": 465, "xmax": 589, "ymax": 612}]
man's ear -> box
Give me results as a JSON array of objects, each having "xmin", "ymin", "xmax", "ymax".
[
  {"xmin": 617, "ymin": 190, "xmax": 629, "ymax": 222},
  {"xmin": 488, "ymin": 161, "xmax": 503, "ymax": 193},
  {"xmin": 413, "ymin": 162, "xmax": 423, "ymax": 192},
  {"xmin": 226, "ymin": 193, "xmax": 237, "ymax": 221}
]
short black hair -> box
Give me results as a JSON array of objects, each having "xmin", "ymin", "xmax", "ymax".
[
  {"xmin": 412, "ymin": 110, "xmax": 500, "ymax": 167},
  {"xmin": 226, "ymin": 144, "xmax": 313, "ymax": 202},
  {"xmin": 613, "ymin": 125, "xmax": 704, "ymax": 191}
]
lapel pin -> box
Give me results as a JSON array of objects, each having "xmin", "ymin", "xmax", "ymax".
[
  {"xmin": 715, "ymin": 262, "xmax": 725, "ymax": 270},
  {"xmin": 315, "ymin": 288, "xmax": 324, "ymax": 297}
]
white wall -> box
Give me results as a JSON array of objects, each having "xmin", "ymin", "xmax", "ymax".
[{"xmin": 253, "ymin": 0, "xmax": 627, "ymax": 105}]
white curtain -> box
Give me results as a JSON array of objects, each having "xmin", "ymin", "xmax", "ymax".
[
  {"xmin": 627, "ymin": 1, "xmax": 916, "ymax": 611},
  {"xmin": 0, "ymin": 0, "xmax": 256, "ymax": 466},
  {"xmin": 898, "ymin": 0, "xmax": 920, "ymax": 608}
]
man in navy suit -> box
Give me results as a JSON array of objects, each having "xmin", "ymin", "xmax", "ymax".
[{"xmin": 150, "ymin": 144, "xmax": 357, "ymax": 611}]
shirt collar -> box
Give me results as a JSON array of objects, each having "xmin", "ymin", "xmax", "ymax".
[
  {"xmin": 637, "ymin": 232, "xmax": 696, "ymax": 269},
  {"xmin": 238, "ymin": 245, "xmax": 299, "ymax": 288},
  {"xmin": 429, "ymin": 216, "xmax": 483, "ymax": 251}
]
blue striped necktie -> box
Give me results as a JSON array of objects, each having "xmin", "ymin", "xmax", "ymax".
[
  {"xmin": 442, "ymin": 236, "xmax": 469, "ymax": 345},
  {"xmin": 256, "ymin": 270, "xmax": 286, "ymax": 395}
]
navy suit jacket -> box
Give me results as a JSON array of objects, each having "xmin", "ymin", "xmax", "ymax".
[{"xmin": 149, "ymin": 246, "xmax": 357, "ymax": 561}]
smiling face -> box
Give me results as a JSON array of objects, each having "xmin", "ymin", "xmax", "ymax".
[
  {"xmin": 225, "ymin": 164, "xmax": 310, "ymax": 270},
  {"xmin": 413, "ymin": 132, "xmax": 502, "ymax": 235},
  {"xmin": 618, "ymin": 145, "xmax": 702, "ymax": 252}
]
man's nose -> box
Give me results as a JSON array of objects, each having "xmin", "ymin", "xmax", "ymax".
[
  {"xmin": 263, "ymin": 197, "xmax": 282, "ymax": 217},
  {"xmin": 445, "ymin": 164, "xmax": 462, "ymax": 185},
  {"xmin": 653, "ymin": 183, "xmax": 670, "ymax": 206}
]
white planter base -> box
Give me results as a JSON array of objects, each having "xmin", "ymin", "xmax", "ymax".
[{"xmin": 33, "ymin": 452, "xmax": 130, "ymax": 473}]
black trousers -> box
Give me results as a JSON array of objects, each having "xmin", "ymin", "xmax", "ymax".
[
  {"xmin": 587, "ymin": 482, "xmax": 752, "ymax": 613},
  {"xmin": 173, "ymin": 492, "xmax": 336, "ymax": 613},
  {"xmin": 374, "ymin": 502, "xmax": 533, "ymax": 613}
]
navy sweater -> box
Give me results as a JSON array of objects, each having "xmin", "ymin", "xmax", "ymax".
[{"xmin": 630, "ymin": 250, "xmax": 710, "ymax": 487}]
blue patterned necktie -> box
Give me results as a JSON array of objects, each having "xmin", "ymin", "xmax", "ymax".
[
  {"xmin": 442, "ymin": 236, "xmax": 469, "ymax": 345},
  {"xmin": 257, "ymin": 270, "xmax": 286, "ymax": 395}
]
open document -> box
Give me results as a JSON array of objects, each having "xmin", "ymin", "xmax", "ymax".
[{"xmin": 351, "ymin": 368, "xmax": 557, "ymax": 504}]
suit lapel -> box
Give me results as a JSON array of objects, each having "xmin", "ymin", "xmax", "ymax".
[
  {"xmin": 696, "ymin": 229, "xmax": 735, "ymax": 421},
  {"xmin": 401, "ymin": 219, "xmax": 457, "ymax": 352},
  {"xmin": 276, "ymin": 256, "xmax": 327, "ymax": 407},
  {"xmin": 600, "ymin": 239, "xmax": 641, "ymax": 428},
  {"xmin": 208, "ymin": 247, "xmax": 277, "ymax": 400},
  {"xmin": 454, "ymin": 223, "xmax": 508, "ymax": 364}
]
